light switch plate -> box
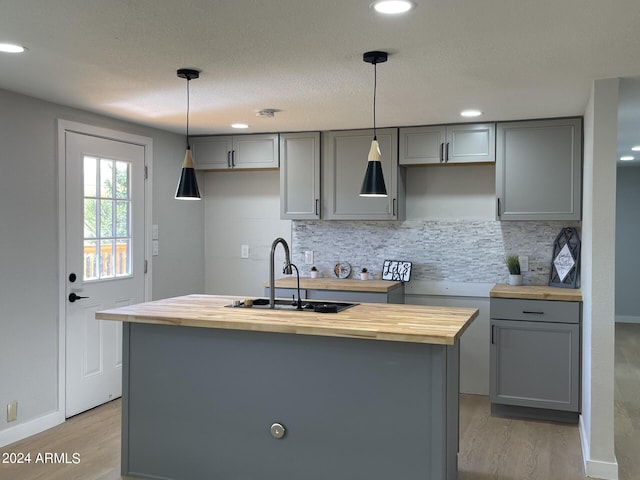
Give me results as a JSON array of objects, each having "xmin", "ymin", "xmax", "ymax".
[
  {"xmin": 241, "ymin": 245, "xmax": 250, "ymax": 259},
  {"xmin": 152, "ymin": 224, "xmax": 159, "ymax": 240},
  {"xmin": 152, "ymin": 240, "xmax": 159, "ymax": 256},
  {"xmin": 518, "ymin": 255, "xmax": 529, "ymax": 272},
  {"xmin": 304, "ymin": 251, "xmax": 314, "ymax": 265}
]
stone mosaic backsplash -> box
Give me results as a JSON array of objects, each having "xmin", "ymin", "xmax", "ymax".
[{"xmin": 291, "ymin": 220, "xmax": 581, "ymax": 286}]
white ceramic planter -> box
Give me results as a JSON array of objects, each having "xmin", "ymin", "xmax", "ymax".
[
  {"xmin": 360, "ymin": 272, "xmax": 369, "ymax": 280},
  {"xmin": 508, "ymin": 274, "xmax": 523, "ymax": 286},
  {"xmin": 310, "ymin": 271, "xmax": 319, "ymax": 279}
]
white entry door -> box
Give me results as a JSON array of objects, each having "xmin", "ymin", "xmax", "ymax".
[{"xmin": 64, "ymin": 130, "xmax": 146, "ymax": 417}]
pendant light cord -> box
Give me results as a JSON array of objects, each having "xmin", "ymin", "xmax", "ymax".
[
  {"xmin": 372, "ymin": 62, "xmax": 377, "ymax": 140},
  {"xmin": 186, "ymin": 77, "xmax": 191, "ymax": 149}
]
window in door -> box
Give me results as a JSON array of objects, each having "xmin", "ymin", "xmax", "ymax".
[{"xmin": 83, "ymin": 156, "xmax": 132, "ymax": 281}]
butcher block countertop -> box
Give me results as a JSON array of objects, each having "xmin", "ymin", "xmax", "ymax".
[
  {"xmin": 264, "ymin": 277, "xmax": 403, "ymax": 293},
  {"xmin": 490, "ymin": 284, "xmax": 582, "ymax": 302},
  {"xmin": 96, "ymin": 294, "xmax": 478, "ymax": 345}
]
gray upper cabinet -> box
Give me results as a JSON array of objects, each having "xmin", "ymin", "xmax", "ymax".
[
  {"xmin": 399, "ymin": 123, "xmax": 495, "ymax": 165},
  {"xmin": 280, "ymin": 132, "xmax": 321, "ymax": 220},
  {"xmin": 496, "ymin": 118, "xmax": 582, "ymax": 220},
  {"xmin": 192, "ymin": 134, "xmax": 279, "ymax": 170},
  {"xmin": 323, "ymin": 128, "xmax": 405, "ymax": 220}
]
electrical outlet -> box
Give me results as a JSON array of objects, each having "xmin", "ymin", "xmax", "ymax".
[
  {"xmin": 241, "ymin": 245, "xmax": 250, "ymax": 259},
  {"xmin": 304, "ymin": 251, "xmax": 314, "ymax": 265},
  {"xmin": 7, "ymin": 401, "xmax": 17, "ymax": 423},
  {"xmin": 152, "ymin": 224, "xmax": 159, "ymax": 240},
  {"xmin": 519, "ymin": 255, "xmax": 529, "ymax": 272},
  {"xmin": 152, "ymin": 240, "xmax": 159, "ymax": 256}
]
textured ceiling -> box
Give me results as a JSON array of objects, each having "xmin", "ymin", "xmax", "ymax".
[{"xmin": 2, "ymin": 0, "xmax": 640, "ymax": 164}]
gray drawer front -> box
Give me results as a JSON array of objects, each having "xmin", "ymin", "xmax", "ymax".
[{"xmin": 490, "ymin": 298, "xmax": 580, "ymax": 324}]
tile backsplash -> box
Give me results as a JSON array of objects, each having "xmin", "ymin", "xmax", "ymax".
[{"xmin": 292, "ymin": 220, "xmax": 581, "ymax": 286}]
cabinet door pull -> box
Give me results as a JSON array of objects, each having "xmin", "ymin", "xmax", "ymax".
[
  {"xmin": 497, "ymin": 197, "xmax": 501, "ymax": 219},
  {"xmin": 231, "ymin": 150, "xmax": 236, "ymax": 167},
  {"xmin": 445, "ymin": 142, "xmax": 450, "ymax": 162},
  {"xmin": 522, "ymin": 311, "xmax": 545, "ymax": 315},
  {"xmin": 440, "ymin": 142, "xmax": 444, "ymax": 163},
  {"xmin": 491, "ymin": 325, "xmax": 495, "ymax": 344},
  {"xmin": 227, "ymin": 151, "xmax": 231, "ymax": 168},
  {"xmin": 392, "ymin": 198, "xmax": 397, "ymax": 217},
  {"xmin": 315, "ymin": 198, "xmax": 319, "ymax": 216}
]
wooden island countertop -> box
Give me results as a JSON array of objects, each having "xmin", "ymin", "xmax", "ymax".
[{"xmin": 96, "ymin": 294, "xmax": 478, "ymax": 345}]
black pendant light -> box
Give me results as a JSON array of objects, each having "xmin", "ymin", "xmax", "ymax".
[
  {"xmin": 360, "ymin": 51, "xmax": 388, "ymax": 197},
  {"xmin": 175, "ymin": 68, "xmax": 201, "ymax": 200}
]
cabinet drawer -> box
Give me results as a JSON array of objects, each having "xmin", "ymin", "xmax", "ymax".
[{"xmin": 490, "ymin": 298, "xmax": 580, "ymax": 324}]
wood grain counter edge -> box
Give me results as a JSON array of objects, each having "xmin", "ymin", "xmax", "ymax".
[
  {"xmin": 264, "ymin": 277, "xmax": 404, "ymax": 293},
  {"xmin": 96, "ymin": 294, "xmax": 478, "ymax": 346},
  {"xmin": 490, "ymin": 284, "xmax": 582, "ymax": 301}
]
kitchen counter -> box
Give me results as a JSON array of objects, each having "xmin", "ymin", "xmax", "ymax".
[
  {"xmin": 96, "ymin": 294, "xmax": 477, "ymax": 345},
  {"xmin": 98, "ymin": 294, "xmax": 478, "ymax": 480},
  {"xmin": 264, "ymin": 277, "xmax": 406, "ymax": 304},
  {"xmin": 490, "ymin": 283, "xmax": 582, "ymax": 301},
  {"xmin": 264, "ymin": 276, "xmax": 404, "ymax": 293}
]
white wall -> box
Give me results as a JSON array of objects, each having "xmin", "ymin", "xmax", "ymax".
[
  {"xmin": 204, "ymin": 170, "xmax": 291, "ymax": 297},
  {"xmin": 580, "ymin": 78, "xmax": 619, "ymax": 479},
  {"xmin": 0, "ymin": 88, "xmax": 204, "ymax": 446},
  {"xmin": 615, "ymin": 166, "xmax": 640, "ymax": 323}
]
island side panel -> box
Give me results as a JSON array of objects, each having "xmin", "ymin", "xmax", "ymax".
[{"xmin": 122, "ymin": 322, "xmax": 458, "ymax": 480}]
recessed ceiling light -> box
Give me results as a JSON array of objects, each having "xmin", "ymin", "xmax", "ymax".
[
  {"xmin": 631, "ymin": 145, "xmax": 640, "ymax": 151},
  {"xmin": 460, "ymin": 109, "xmax": 482, "ymax": 117},
  {"xmin": 620, "ymin": 156, "xmax": 635, "ymax": 161},
  {"xmin": 371, "ymin": 0, "xmax": 415, "ymax": 15},
  {"xmin": 231, "ymin": 123, "xmax": 249, "ymax": 129},
  {"xmin": 0, "ymin": 43, "xmax": 25, "ymax": 53}
]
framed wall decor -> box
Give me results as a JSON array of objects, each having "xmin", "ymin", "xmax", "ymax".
[{"xmin": 548, "ymin": 227, "xmax": 581, "ymax": 288}]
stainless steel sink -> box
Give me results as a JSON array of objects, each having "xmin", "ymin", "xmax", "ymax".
[{"xmin": 226, "ymin": 298, "xmax": 357, "ymax": 313}]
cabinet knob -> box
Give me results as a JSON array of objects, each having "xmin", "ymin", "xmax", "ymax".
[{"xmin": 270, "ymin": 422, "xmax": 286, "ymax": 439}]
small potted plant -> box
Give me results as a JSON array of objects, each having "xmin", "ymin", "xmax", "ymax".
[
  {"xmin": 310, "ymin": 266, "xmax": 320, "ymax": 279},
  {"xmin": 360, "ymin": 267, "xmax": 369, "ymax": 281},
  {"xmin": 505, "ymin": 255, "xmax": 522, "ymax": 286}
]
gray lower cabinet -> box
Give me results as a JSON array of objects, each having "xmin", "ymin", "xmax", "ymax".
[
  {"xmin": 280, "ymin": 132, "xmax": 321, "ymax": 219},
  {"xmin": 399, "ymin": 123, "xmax": 495, "ymax": 165},
  {"xmin": 192, "ymin": 134, "xmax": 279, "ymax": 170},
  {"xmin": 490, "ymin": 298, "xmax": 581, "ymax": 420},
  {"xmin": 323, "ymin": 128, "xmax": 405, "ymax": 220},
  {"xmin": 496, "ymin": 117, "xmax": 582, "ymax": 220}
]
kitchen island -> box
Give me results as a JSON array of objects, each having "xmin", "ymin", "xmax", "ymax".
[{"xmin": 96, "ymin": 294, "xmax": 478, "ymax": 480}]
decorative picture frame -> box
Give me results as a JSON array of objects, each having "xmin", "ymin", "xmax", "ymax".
[
  {"xmin": 382, "ymin": 260, "xmax": 412, "ymax": 282},
  {"xmin": 548, "ymin": 227, "xmax": 581, "ymax": 288}
]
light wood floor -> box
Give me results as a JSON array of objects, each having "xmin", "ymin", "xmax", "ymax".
[
  {"xmin": 614, "ymin": 323, "xmax": 640, "ymax": 480},
  {"xmin": 2, "ymin": 323, "xmax": 638, "ymax": 480}
]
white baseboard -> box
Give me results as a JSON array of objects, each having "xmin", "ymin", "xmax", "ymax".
[
  {"xmin": 615, "ymin": 314, "xmax": 640, "ymax": 324},
  {"xmin": 0, "ymin": 410, "xmax": 64, "ymax": 448},
  {"xmin": 579, "ymin": 415, "xmax": 619, "ymax": 480}
]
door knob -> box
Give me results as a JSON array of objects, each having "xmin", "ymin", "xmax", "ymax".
[{"xmin": 68, "ymin": 292, "xmax": 89, "ymax": 303}]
